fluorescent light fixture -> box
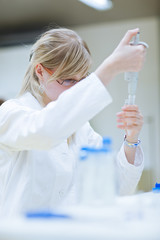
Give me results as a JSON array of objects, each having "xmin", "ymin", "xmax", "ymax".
[{"xmin": 79, "ymin": 0, "xmax": 113, "ymax": 11}]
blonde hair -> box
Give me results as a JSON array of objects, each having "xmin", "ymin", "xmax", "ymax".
[{"xmin": 19, "ymin": 28, "xmax": 92, "ymax": 105}]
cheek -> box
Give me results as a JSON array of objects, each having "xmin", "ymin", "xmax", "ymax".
[{"xmin": 44, "ymin": 81, "xmax": 67, "ymax": 101}]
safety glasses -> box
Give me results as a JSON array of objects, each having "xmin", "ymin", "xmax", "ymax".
[{"xmin": 42, "ymin": 65, "xmax": 83, "ymax": 86}]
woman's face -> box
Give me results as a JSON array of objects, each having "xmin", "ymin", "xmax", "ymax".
[{"xmin": 35, "ymin": 64, "xmax": 83, "ymax": 105}]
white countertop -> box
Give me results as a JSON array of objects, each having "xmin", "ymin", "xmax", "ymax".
[{"xmin": 0, "ymin": 191, "xmax": 160, "ymax": 240}]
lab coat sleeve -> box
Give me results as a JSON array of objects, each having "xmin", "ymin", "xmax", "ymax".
[
  {"xmin": 116, "ymin": 143, "xmax": 144, "ymax": 195},
  {"xmin": 0, "ymin": 73, "xmax": 112, "ymax": 151}
]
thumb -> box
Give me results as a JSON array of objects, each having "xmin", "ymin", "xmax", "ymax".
[{"xmin": 120, "ymin": 28, "xmax": 139, "ymax": 45}]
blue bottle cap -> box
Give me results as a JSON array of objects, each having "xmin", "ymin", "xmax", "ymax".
[
  {"xmin": 102, "ymin": 137, "xmax": 112, "ymax": 152},
  {"xmin": 152, "ymin": 182, "xmax": 160, "ymax": 192},
  {"xmin": 79, "ymin": 146, "xmax": 108, "ymax": 160},
  {"xmin": 26, "ymin": 211, "xmax": 71, "ymax": 219},
  {"xmin": 102, "ymin": 137, "xmax": 112, "ymax": 145}
]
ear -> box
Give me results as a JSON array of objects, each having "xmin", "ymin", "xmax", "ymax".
[{"xmin": 35, "ymin": 64, "xmax": 44, "ymax": 81}]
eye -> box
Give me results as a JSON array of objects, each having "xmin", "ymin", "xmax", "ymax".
[
  {"xmin": 63, "ymin": 79, "xmax": 77, "ymax": 85},
  {"xmin": 70, "ymin": 80, "xmax": 77, "ymax": 84}
]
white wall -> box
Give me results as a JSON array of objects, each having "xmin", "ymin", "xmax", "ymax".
[
  {"xmin": 74, "ymin": 17, "xmax": 160, "ymax": 187},
  {"xmin": 0, "ymin": 44, "xmax": 32, "ymax": 99},
  {"xmin": 0, "ymin": 16, "xmax": 159, "ymax": 190}
]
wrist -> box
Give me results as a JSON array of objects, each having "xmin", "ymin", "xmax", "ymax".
[
  {"xmin": 125, "ymin": 134, "xmax": 139, "ymax": 143},
  {"xmin": 124, "ymin": 135, "xmax": 141, "ymax": 148},
  {"xmin": 94, "ymin": 55, "xmax": 117, "ymax": 86}
]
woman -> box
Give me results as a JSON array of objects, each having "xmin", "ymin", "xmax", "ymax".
[{"xmin": 0, "ymin": 28, "xmax": 146, "ymax": 216}]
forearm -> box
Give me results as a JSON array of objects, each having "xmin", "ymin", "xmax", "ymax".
[
  {"xmin": 124, "ymin": 145, "xmax": 136, "ymax": 165},
  {"xmin": 94, "ymin": 55, "xmax": 117, "ymax": 86},
  {"xmin": 124, "ymin": 135, "xmax": 140, "ymax": 165},
  {"xmin": 116, "ymin": 144, "xmax": 144, "ymax": 195}
]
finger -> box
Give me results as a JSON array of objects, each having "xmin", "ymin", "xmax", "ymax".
[
  {"xmin": 120, "ymin": 28, "xmax": 139, "ymax": 45},
  {"xmin": 122, "ymin": 112, "xmax": 142, "ymax": 119},
  {"xmin": 117, "ymin": 113, "xmax": 143, "ymax": 124},
  {"xmin": 122, "ymin": 105, "xmax": 139, "ymax": 111},
  {"xmin": 117, "ymin": 122, "xmax": 130, "ymax": 130},
  {"xmin": 130, "ymin": 41, "xmax": 149, "ymax": 49},
  {"xmin": 138, "ymin": 41, "xmax": 149, "ymax": 49},
  {"xmin": 124, "ymin": 124, "xmax": 141, "ymax": 130},
  {"xmin": 117, "ymin": 124, "xmax": 126, "ymax": 129},
  {"xmin": 116, "ymin": 112, "xmax": 124, "ymax": 117},
  {"xmin": 125, "ymin": 119, "xmax": 139, "ymax": 126},
  {"xmin": 117, "ymin": 123, "xmax": 139, "ymax": 131},
  {"xmin": 117, "ymin": 118, "xmax": 124, "ymax": 123},
  {"xmin": 117, "ymin": 110, "xmax": 141, "ymax": 118},
  {"xmin": 124, "ymin": 117, "xmax": 143, "ymax": 127},
  {"xmin": 117, "ymin": 115, "xmax": 143, "ymax": 125}
]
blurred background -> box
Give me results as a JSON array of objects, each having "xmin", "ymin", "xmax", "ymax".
[{"xmin": 0, "ymin": 0, "xmax": 160, "ymax": 192}]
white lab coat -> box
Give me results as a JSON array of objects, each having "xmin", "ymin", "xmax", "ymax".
[{"xmin": 0, "ymin": 73, "xmax": 144, "ymax": 216}]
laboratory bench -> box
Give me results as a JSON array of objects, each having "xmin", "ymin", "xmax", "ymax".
[{"xmin": 0, "ymin": 191, "xmax": 159, "ymax": 240}]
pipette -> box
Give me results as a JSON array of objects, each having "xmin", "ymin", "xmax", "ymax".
[
  {"xmin": 124, "ymin": 33, "xmax": 149, "ymax": 105},
  {"xmin": 125, "ymin": 32, "xmax": 140, "ymax": 105},
  {"xmin": 124, "ymin": 33, "xmax": 148, "ymax": 135}
]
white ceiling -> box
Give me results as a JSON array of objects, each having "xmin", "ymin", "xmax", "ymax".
[{"xmin": 0, "ymin": 0, "xmax": 159, "ymax": 46}]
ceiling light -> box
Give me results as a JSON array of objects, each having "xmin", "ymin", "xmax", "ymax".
[{"xmin": 79, "ymin": 0, "xmax": 113, "ymax": 11}]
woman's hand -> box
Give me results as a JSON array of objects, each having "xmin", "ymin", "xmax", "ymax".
[
  {"xmin": 116, "ymin": 105, "xmax": 144, "ymax": 165},
  {"xmin": 95, "ymin": 28, "xmax": 147, "ymax": 86},
  {"xmin": 116, "ymin": 105, "xmax": 144, "ymax": 143},
  {"xmin": 111, "ymin": 29, "xmax": 146, "ymax": 73}
]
